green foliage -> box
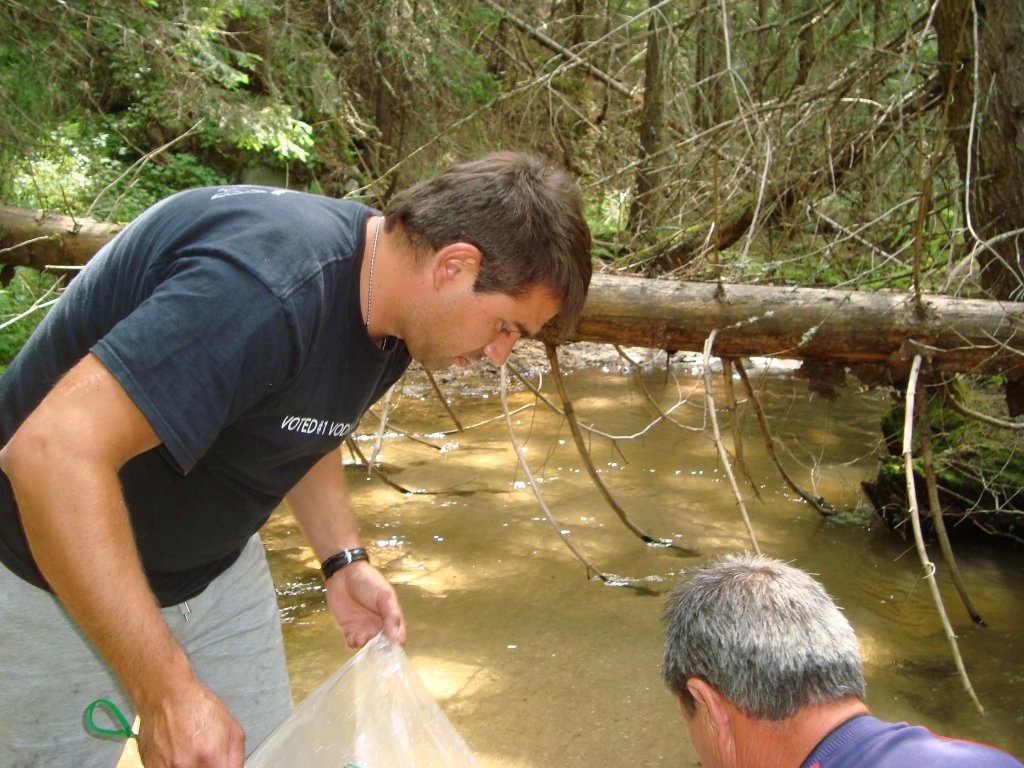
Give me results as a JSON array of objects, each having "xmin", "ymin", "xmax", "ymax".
[
  {"xmin": 7, "ymin": 125, "xmax": 104, "ymax": 212},
  {"xmin": 94, "ymin": 151, "xmax": 229, "ymax": 221},
  {"xmin": 0, "ymin": 0, "xmax": 1017, "ymax": 295},
  {"xmin": 7, "ymin": 123, "xmax": 227, "ymax": 221},
  {"xmin": 425, "ymin": 38, "xmax": 499, "ymax": 109},
  {"xmin": 1, "ymin": 1, "xmax": 337, "ymax": 207},
  {"xmin": 586, "ymin": 190, "xmax": 631, "ymax": 242},
  {"xmin": 224, "ymin": 105, "xmax": 315, "ymax": 163},
  {"xmin": 0, "ymin": 269, "xmax": 59, "ymax": 375}
]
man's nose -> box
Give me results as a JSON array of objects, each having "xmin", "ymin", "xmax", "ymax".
[{"xmin": 484, "ymin": 334, "xmax": 518, "ymax": 366}]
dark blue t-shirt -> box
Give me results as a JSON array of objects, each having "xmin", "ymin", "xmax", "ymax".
[
  {"xmin": 802, "ymin": 715, "xmax": 1022, "ymax": 767},
  {"xmin": 0, "ymin": 186, "xmax": 410, "ymax": 605}
]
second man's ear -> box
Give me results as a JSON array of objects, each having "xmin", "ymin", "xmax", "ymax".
[{"xmin": 686, "ymin": 678, "xmax": 729, "ymax": 738}]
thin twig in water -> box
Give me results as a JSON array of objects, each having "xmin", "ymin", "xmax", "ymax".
[
  {"xmin": 506, "ymin": 361, "xmax": 631, "ymax": 475},
  {"xmin": 544, "ymin": 342, "xmax": 663, "ymax": 545},
  {"xmin": 499, "ymin": 364, "xmax": 609, "ymax": 582},
  {"xmin": 423, "ymin": 369, "xmax": 464, "ymax": 431},
  {"xmin": 360, "ymin": 412, "xmax": 445, "ymax": 450},
  {"xmin": 362, "ymin": 400, "xmax": 533, "ymax": 442},
  {"xmin": 903, "ymin": 355, "xmax": 984, "ymax": 715},
  {"xmin": 703, "ymin": 332, "xmax": 760, "ymax": 553},
  {"xmin": 722, "ymin": 358, "xmax": 759, "ymax": 498},
  {"xmin": 914, "ymin": 374, "xmax": 986, "ymax": 626},
  {"xmin": 613, "ymin": 346, "xmax": 705, "ymax": 432},
  {"xmin": 370, "ymin": 384, "xmax": 395, "ymax": 467},
  {"xmin": 344, "ymin": 437, "xmax": 417, "ymax": 495},
  {"xmin": 733, "ymin": 358, "xmax": 835, "ymax": 516},
  {"xmin": 509, "ymin": 358, "xmax": 699, "ymax": 440}
]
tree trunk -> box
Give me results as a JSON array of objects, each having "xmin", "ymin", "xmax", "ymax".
[
  {"xmin": 628, "ymin": 0, "xmax": 669, "ymax": 236},
  {"xmin": 693, "ymin": 0, "xmax": 724, "ymax": 130},
  {"xmin": 792, "ymin": 0, "xmax": 815, "ymax": 88},
  {"xmin": 936, "ymin": 1, "xmax": 1024, "ymax": 300},
  {"xmin": 936, "ymin": 1, "xmax": 1024, "ymax": 413}
]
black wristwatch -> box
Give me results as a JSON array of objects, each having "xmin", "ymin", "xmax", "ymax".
[{"xmin": 321, "ymin": 547, "xmax": 370, "ymax": 581}]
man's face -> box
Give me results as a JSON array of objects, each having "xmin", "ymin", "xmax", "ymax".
[{"xmin": 405, "ymin": 283, "xmax": 562, "ymax": 372}]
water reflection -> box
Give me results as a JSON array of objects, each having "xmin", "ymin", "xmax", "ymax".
[{"xmin": 261, "ymin": 346, "xmax": 1023, "ymax": 768}]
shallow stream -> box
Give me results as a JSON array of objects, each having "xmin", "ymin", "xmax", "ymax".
[{"xmin": 261, "ymin": 344, "xmax": 1023, "ymax": 767}]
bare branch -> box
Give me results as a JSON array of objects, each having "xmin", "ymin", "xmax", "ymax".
[
  {"xmin": 902, "ymin": 355, "xmax": 984, "ymax": 715},
  {"xmin": 702, "ymin": 331, "xmax": 760, "ymax": 553},
  {"xmin": 498, "ymin": 364, "xmax": 610, "ymax": 582},
  {"xmin": 543, "ymin": 342, "xmax": 664, "ymax": 546}
]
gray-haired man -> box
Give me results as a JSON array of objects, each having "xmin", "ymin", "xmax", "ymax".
[{"xmin": 661, "ymin": 553, "xmax": 1022, "ymax": 768}]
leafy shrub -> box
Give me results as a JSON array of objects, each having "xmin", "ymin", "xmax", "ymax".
[{"xmin": 0, "ymin": 269, "xmax": 60, "ymax": 375}]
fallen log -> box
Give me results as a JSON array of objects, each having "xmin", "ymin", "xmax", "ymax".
[
  {"xmin": 0, "ymin": 205, "xmax": 123, "ymax": 269},
  {"xmin": 3, "ymin": 204, "xmax": 1024, "ymax": 383},
  {"xmin": 561, "ymin": 276, "xmax": 1024, "ymax": 384}
]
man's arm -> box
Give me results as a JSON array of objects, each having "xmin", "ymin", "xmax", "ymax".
[
  {"xmin": 285, "ymin": 450, "xmax": 406, "ymax": 648},
  {"xmin": 0, "ymin": 353, "xmax": 244, "ymax": 768}
]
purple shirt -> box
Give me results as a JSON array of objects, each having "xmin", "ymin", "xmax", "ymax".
[{"xmin": 802, "ymin": 715, "xmax": 1022, "ymax": 768}]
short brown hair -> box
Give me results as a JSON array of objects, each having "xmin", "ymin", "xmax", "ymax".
[{"xmin": 384, "ymin": 152, "xmax": 592, "ymax": 340}]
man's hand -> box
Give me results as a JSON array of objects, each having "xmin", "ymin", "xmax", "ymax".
[
  {"xmin": 1, "ymin": 352, "xmax": 247, "ymax": 767},
  {"xmin": 325, "ymin": 561, "xmax": 406, "ymax": 648},
  {"xmin": 136, "ymin": 677, "xmax": 245, "ymax": 768},
  {"xmin": 285, "ymin": 451, "xmax": 407, "ymax": 649}
]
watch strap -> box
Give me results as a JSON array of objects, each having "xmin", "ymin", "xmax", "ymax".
[{"xmin": 321, "ymin": 547, "xmax": 370, "ymax": 581}]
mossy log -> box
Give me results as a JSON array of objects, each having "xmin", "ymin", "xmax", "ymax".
[{"xmin": 862, "ymin": 385, "xmax": 1024, "ymax": 543}]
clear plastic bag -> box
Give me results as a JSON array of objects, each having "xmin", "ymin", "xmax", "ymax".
[{"xmin": 245, "ymin": 633, "xmax": 481, "ymax": 768}]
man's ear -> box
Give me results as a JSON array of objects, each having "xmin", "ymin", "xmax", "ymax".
[
  {"xmin": 687, "ymin": 678, "xmax": 735, "ymax": 757},
  {"xmin": 433, "ymin": 242, "xmax": 482, "ymax": 289}
]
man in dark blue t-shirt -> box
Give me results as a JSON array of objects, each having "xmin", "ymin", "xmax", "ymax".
[
  {"xmin": 661, "ymin": 553, "xmax": 1022, "ymax": 768},
  {"xmin": 0, "ymin": 152, "xmax": 592, "ymax": 768}
]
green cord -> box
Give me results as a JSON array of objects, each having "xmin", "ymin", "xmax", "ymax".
[{"xmin": 84, "ymin": 698, "xmax": 137, "ymax": 740}]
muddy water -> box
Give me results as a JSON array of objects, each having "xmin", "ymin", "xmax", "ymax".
[{"xmin": 260, "ymin": 347, "xmax": 1024, "ymax": 767}]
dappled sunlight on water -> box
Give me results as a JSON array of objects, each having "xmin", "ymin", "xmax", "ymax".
[{"xmin": 261, "ymin": 348, "xmax": 1023, "ymax": 768}]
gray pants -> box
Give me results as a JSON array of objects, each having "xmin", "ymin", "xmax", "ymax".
[{"xmin": 0, "ymin": 535, "xmax": 293, "ymax": 768}]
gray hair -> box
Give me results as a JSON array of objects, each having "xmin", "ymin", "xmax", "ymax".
[{"xmin": 661, "ymin": 552, "xmax": 866, "ymax": 720}]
